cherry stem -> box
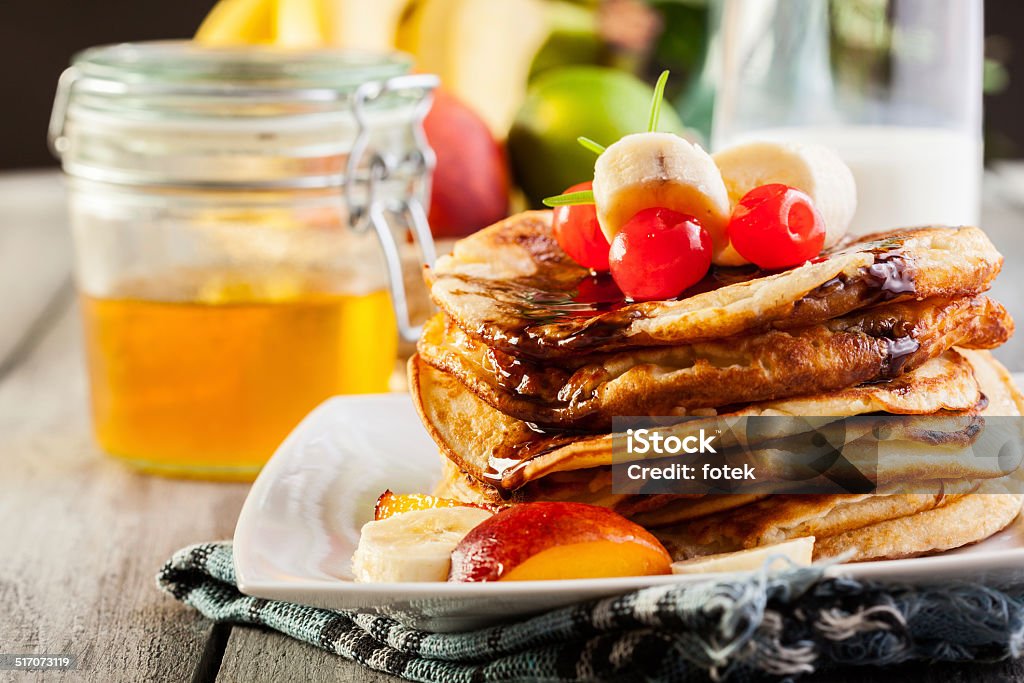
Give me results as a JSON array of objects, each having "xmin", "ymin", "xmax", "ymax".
[
  {"xmin": 542, "ymin": 190, "xmax": 596, "ymax": 207},
  {"xmin": 577, "ymin": 136, "xmax": 606, "ymax": 155},
  {"xmin": 647, "ymin": 70, "xmax": 670, "ymax": 133}
]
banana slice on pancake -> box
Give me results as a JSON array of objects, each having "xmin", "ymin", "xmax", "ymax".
[
  {"xmin": 713, "ymin": 140, "xmax": 857, "ymax": 251},
  {"xmin": 592, "ymin": 132, "xmax": 733, "ymax": 264},
  {"xmin": 592, "ymin": 134, "xmax": 857, "ymax": 267}
]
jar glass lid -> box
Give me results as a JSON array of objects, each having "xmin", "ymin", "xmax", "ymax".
[{"xmin": 72, "ymin": 41, "xmax": 412, "ymax": 93}]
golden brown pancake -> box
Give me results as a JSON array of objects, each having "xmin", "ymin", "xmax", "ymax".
[
  {"xmin": 958, "ymin": 349, "xmax": 1024, "ymax": 416},
  {"xmin": 435, "ymin": 421, "xmax": 1018, "ymax": 523},
  {"xmin": 418, "ymin": 295, "xmax": 1012, "ymax": 429},
  {"xmin": 653, "ymin": 479, "xmax": 979, "ymax": 557},
  {"xmin": 411, "ymin": 350, "xmax": 987, "ymax": 491},
  {"xmin": 443, "ymin": 456, "xmax": 1022, "ymax": 563},
  {"xmin": 653, "ymin": 479, "xmax": 1023, "ymax": 563},
  {"xmin": 418, "ymin": 215, "xmax": 1021, "ymax": 566},
  {"xmin": 429, "ymin": 212, "xmax": 1003, "ymax": 360},
  {"xmin": 434, "ymin": 458, "xmax": 729, "ymax": 520},
  {"xmin": 428, "ymin": 351, "xmax": 1023, "ymax": 542},
  {"xmin": 631, "ymin": 495, "xmax": 770, "ymax": 528},
  {"xmin": 433, "ymin": 457, "xmax": 647, "ymax": 511},
  {"xmin": 729, "ymin": 409, "xmax": 1022, "ymax": 493},
  {"xmin": 813, "ymin": 485, "xmax": 1023, "ymax": 561},
  {"xmin": 648, "ymin": 356, "xmax": 1024, "ymax": 562}
]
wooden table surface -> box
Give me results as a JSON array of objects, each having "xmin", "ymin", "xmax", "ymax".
[{"xmin": 3, "ymin": 170, "xmax": 1024, "ymax": 682}]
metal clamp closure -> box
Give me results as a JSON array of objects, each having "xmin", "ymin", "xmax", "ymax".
[{"xmin": 346, "ymin": 73, "xmax": 440, "ymax": 342}]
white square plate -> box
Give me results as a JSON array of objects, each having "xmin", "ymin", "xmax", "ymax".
[{"xmin": 234, "ymin": 393, "xmax": 1024, "ymax": 632}]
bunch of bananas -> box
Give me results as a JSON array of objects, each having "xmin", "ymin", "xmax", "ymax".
[
  {"xmin": 196, "ymin": 0, "xmax": 599, "ymax": 136},
  {"xmin": 195, "ymin": 0, "xmax": 409, "ymax": 50}
]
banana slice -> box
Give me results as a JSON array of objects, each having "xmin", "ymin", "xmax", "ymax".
[
  {"xmin": 671, "ymin": 536, "xmax": 815, "ymax": 575},
  {"xmin": 593, "ymin": 132, "xmax": 734, "ymax": 265},
  {"xmin": 352, "ymin": 506, "xmax": 493, "ymax": 582},
  {"xmin": 713, "ymin": 141, "xmax": 857, "ymax": 250}
]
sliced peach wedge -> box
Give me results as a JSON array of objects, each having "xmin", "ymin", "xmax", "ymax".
[
  {"xmin": 373, "ymin": 490, "xmax": 505, "ymax": 521},
  {"xmin": 449, "ymin": 502, "xmax": 673, "ymax": 582}
]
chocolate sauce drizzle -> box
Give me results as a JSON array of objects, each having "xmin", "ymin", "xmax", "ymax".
[
  {"xmin": 865, "ymin": 255, "xmax": 916, "ymax": 298},
  {"xmin": 881, "ymin": 337, "xmax": 922, "ymax": 377},
  {"xmin": 452, "ymin": 234, "xmax": 921, "ymax": 361}
]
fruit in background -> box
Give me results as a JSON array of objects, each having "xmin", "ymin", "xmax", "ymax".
[
  {"xmin": 424, "ymin": 90, "xmax": 510, "ymax": 238},
  {"xmin": 394, "ymin": 0, "xmax": 460, "ymax": 94},
  {"xmin": 552, "ymin": 182, "xmax": 610, "ymax": 271},
  {"xmin": 528, "ymin": 0, "xmax": 603, "ymax": 81},
  {"xmin": 352, "ymin": 506, "xmax": 493, "ymax": 582},
  {"xmin": 396, "ymin": 0, "xmax": 602, "ymax": 136},
  {"xmin": 509, "ymin": 67, "xmax": 687, "ymax": 209},
  {"xmin": 727, "ymin": 184, "xmax": 826, "ymax": 270},
  {"xmin": 374, "ymin": 490, "xmax": 502, "ymax": 520},
  {"xmin": 195, "ymin": 0, "xmax": 276, "ymax": 44},
  {"xmin": 445, "ymin": 0, "xmax": 549, "ymax": 135},
  {"xmin": 275, "ymin": 0, "xmax": 328, "ymax": 46},
  {"xmin": 609, "ymin": 208, "xmax": 711, "ymax": 301},
  {"xmin": 592, "ymin": 132, "xmax": 732, "ymax": 264},
  {"xmin": 324, "ymin": 0, "xmax": 411, "ymax": 51},
  {"xmin": 448, "ymin": 502, "xmax": 673, "ymax": 582},
  {"xmin": 712, "ymin": 141, "xmax": 857, "ymax": 250},
  {"xmin": 397, "ymin": 0, "xmax": 547, "ymax": 135},
  {"xmin": 197, "ymin": 0, "xmax": 604, "ymax": 133},
  {"xmin": 196, "ymin": 0, "xmax": 410, "ymax": 50}
]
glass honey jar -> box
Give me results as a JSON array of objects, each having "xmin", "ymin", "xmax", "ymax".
[{"xmin": 49, "ymin": 42, "xmax": 437, "ymax": 480}]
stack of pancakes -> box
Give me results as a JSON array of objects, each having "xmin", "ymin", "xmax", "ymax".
[{"xmin": 410, "ymin": 211, "xmax": 1024, "ymax": 562}]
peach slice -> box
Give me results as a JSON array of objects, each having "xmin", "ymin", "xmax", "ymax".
[
  {"xmin": 373, "ymin": 490, "xmax": 502, "ymax": 521},
  {"xmin": 448, "ymin": 502, "xmax": 673, "ymax": 582}
]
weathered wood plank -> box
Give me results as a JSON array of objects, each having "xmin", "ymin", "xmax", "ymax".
[
  {"xmin": 0, "ymin": 302, "xmax": 250, "ymax": 682},
  {"xmin": 217, "ymin": 629, "xmax": 402, "ymax": 683},
  {"xmin": 0, "ymin": 170, "xmax": 73, "ymax": 374}
]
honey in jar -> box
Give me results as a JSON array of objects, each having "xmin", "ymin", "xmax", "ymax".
[
  {"xmin": 81, "ymin": 270, "xmax": 396, "ymax": 478},
  {"xmin": 50, "ymin": 44, "xmax": 435, "ymax": 479}
]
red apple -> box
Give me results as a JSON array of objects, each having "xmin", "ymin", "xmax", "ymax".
[
  {"xmin": 424, "ymin": 89, "xmax": 509, "ymax": 238},
  {"xmin": 448, "ymin": 502, "xmax": 673, "ymax": 582}
]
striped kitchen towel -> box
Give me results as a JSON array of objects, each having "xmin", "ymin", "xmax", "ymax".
[{"xmin": 158, "ymin": 541, "xmax": 1024, "ymax": 682}]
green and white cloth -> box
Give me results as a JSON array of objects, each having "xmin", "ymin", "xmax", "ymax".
[{"xmin": 159, "ymin": 542, "xmax": 1024, "ymax": 682}]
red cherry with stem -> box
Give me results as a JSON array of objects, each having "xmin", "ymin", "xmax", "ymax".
[
  {"xmin": 552, "ymin": 182, "xmax": 610, "ymax": 271},
  {"xmin": 727, "ymin": 183, "xmax": 826, "ymax": 269},
  {"xmin": 608, "ymin": 208, "xmax": 712, "ymax": 302}
]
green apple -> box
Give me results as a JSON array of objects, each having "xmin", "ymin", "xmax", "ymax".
[
  {"xmin": 509, "ymin": 66, "xmax": 687, "ymax": 207},
  {"xmin": 528, "ymin": 1, "xmax": 603, "ymax": 80}
]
